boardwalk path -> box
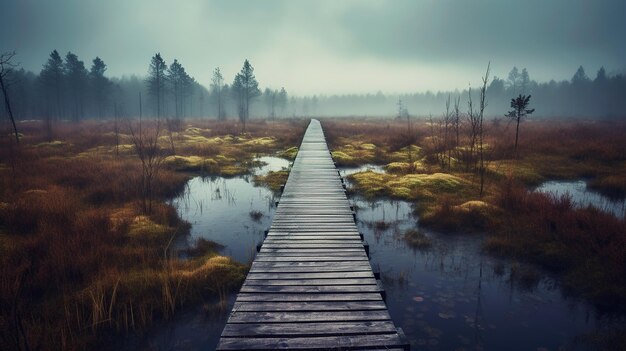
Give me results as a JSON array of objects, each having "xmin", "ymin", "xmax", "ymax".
[{"xmin": 217, "ymin": 120, "xmax": 408, "ymax": 350}]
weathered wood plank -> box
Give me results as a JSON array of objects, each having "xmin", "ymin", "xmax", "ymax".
[
  {"xmin": 243, "ymin": 278, "xmax": 376, "ymax": 286},
  {"xmin": 235, "ymin": 293, "xmax": 383, "ymax": 302},
  {"xmin": 239, "ymin": 285, "xmax": 382, "ymax": 294},
  {"xmin": 221, "ymin": 320, "xmax": 397, "ymax": 337},
  {"xmin": 246, "ymin": 272, "xmax": 374, "ymax": 279},
  {"xmin": 217, "ymin": 334, "xmax": 406, "ymax": 350},
  {"xmin": 231, "ymin": 300, "xmax": 386, "ymax": 312},
  {"xmin": 228, "ymin": 310, "xmax": 391, "ymax": 323},
  {"xmin": 253, "ymin": 256, "xmax": 369, "ymax": 262}
]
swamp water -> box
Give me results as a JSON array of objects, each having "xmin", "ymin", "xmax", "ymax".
[
  {"xmin": 118, "ymin": 156, "xmax": 289, "ymax": 350},
  {"xmin": 123, "ymin": 164, "xmax": 622, "ymax": 350},
  {"xmin": 342, "ymin": 166, "xmax": 620, "ymax": 350},
  {"xmin": 535, "ymin": 180, "xmax": 625, "ymax": 219}
]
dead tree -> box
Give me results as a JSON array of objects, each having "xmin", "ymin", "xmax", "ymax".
[
  {"xmin": 128, "ymin": 93, "xmax": 164, "ymax": 214},
  {"xmin": 477, "ymin": 63, "xmax": 491, "ymax": 197},
  {"xmin": 466, "ymin": 88, "xmax": 479, "ymax": 172},
  {"xmin": 0, "ymin": 51, "xmax": 19, "ymax": 144},
  {"xmin": 444, "ymin": 95, "xmax": 453, "ymax": 169},
  {"xmin": 453, "ymin": 95, "xmax": 461, "ymax": 164}
]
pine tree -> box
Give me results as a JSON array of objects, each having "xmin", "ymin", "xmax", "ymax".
[
  {"xmin": 89, "ymin": 57, "xmax": 111, "ymax": 119},
  {"xmin": 168, "ymin": 59, "xmax": 190, "ymax": 119},
  {"xmin": 146, "ymin": 53, "xmax": 167, "ymax": 117},
  {"xmin": 211, "ymin": 67, "xmax": 225, "ymax": 120},
  {"xmin": 232, "ymin": 59, "xmax": 260, "ymax": 132},
  {"xmin": 506, "ymin": 94, "xmax": 535, "ymax": 157},
  {"xmin": 39, "ymin": 50, "xmax": 64, "ymax": 121},
  {"xmin": 64, "ymin": 52, "xmax": 88, "ymax": 121}
]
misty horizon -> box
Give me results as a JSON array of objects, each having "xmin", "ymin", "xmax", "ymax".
[{"xmin": 2, "ymin": 0, "xmax": 625, "ymax": 96}]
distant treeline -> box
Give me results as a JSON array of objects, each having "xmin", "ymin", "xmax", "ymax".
[
  {"xmin": 2, "ymin": 50, "xmax": 625, "ymax": 120},
  {"xmin": 1, "ymin": 50, "xmax": 288, "ymax": 122},
  {"xmin": 306, "ymin": 66, "xmax": 626, "ymax": 118}
]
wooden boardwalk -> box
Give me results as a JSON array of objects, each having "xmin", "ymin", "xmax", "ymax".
[{"xmin": 217, "ymin": 120, "xmax": 408, "ymax": 350}]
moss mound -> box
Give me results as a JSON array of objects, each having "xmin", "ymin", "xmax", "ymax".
[
  {"xmin": 279, "ymin": 147, "xmax": 299, "ymax": 160},
  {"xmin": 163, "ymin": 156, "xmax": 218, "ymax": 172},
  {"xmin": 254, "ymin": 170, "xmax": 289, "ymax": 192}
]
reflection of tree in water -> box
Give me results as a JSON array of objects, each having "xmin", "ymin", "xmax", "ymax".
[
  {"xmin": 473, "ymin": 258, "xmax": 485, "ymax": 350},
  {"xmin": 354, "ymin": 197, "xmax": 417, "ymax": 243}
]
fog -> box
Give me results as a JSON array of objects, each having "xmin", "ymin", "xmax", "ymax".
[{"xmin": 1, "ymin": 0, "xmax": 625, "ymax": 118}]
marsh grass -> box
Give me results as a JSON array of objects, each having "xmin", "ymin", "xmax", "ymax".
[
  {"xmin": 326, "ymin": 118, "xmax": 626, "ymax": 312},
  {"xmin": 485, "ymin": 179, "xmax": 626, "ymax": 310},
  {"xmin": 0, "ymin": 118, "xmax": 303, "ymax": 350}
]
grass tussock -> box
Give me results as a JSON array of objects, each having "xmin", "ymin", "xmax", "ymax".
[{"xmin": 253, "ymin": 170, "xmax": 289, "ymax": 193}]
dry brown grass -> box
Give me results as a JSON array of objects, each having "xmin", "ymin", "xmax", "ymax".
[
  {"xmin": 0, "ymin": 118, "xmax": 305, "ymax": 350},
  {"xmin": 485, "ymin": 179, "xmax": 626, "ymax": 311},
  {"xmin": 323, "ymin": 117, "xmax": 626, "ymax": 312}
]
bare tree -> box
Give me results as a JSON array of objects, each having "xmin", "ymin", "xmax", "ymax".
[
  {"xmin": 0, "ymin": 51, "xmax": 19, "ymax": 144},
  {"xmin": 477, "ymin": 63, "xmax": 491, "ymax": 197},
  {"xmin": 506, "ymin": 94, "xmax": 535, "ymax": 157},
  {"xmin": 453, "ymin": 95, "xmax": 461, "ymax": 165},
  {"xmin": 128, "ymin": 93, "xmax": 164, "ymax": 214},
  {"xmin": 466, "ymin": 88, "xmax": 479, "ymax": 172},
  {"xmin": 443, "ymin": 95, "xmax": 453, "ymax": 169}
]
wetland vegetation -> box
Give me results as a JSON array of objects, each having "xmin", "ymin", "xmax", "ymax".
[{"xmin": 0, "ymin": 119, "xmax": 305, "ymax": 349}]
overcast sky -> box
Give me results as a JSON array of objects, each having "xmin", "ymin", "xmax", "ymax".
[{"xmin": 1, "ymin": 0, "xmax": 625, "ymax": 95}]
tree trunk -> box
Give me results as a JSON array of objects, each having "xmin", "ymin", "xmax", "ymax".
[
  {"xmin": 0, "ymin": 76, "xmax": 19, "ymax": 144},
  {"xmin": 514, "ymin": 114, "xmax": 521, "ymax": 158}
]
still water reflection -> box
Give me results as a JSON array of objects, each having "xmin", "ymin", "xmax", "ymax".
[
  {"xmin": 535, "ymin": 180, "xmax": 625, "ymax": 219},
  {"xmin": 118, "ymin": 157, "xmax": 289, "ymax": 350},
  {"xmin": 171, "ymin": 156, "xmax": 291, "ymax": 263},
  {"xmin": 354, "ymin": 195, "xmax": 600, "ymax": 350}
]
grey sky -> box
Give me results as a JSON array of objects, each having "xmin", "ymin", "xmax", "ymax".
[{"xmin": 1, "ymin": 0, "xmax": 625, "ymax": 95}]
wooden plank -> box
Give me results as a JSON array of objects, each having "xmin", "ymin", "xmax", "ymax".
[
  {"xmin": 227, "ymin": 310, "xmax": 391, "ymax": 323},
  {"xmin": 235, "ymin": 293, "xmax": 383, "ymax": 302},
  {"xmin": 246, "ymin": 272, "xmax": 374, "ymax": 279},
  {"xmin": 243, "ymin": 278, "xmax": 376, "ymax": 286},
  {"xmin": 253, "ymin": 256, "xmax": 369, "ymax": 262},
  {"xmin": 221, "ymin": 320, "xmax": 397, "ymax": 337},
  {"xmin": 239, "ymin": 285, "xmax": 382, "ymax": 294},
  {"xmin": 250, "ymin": 261, "xmax": 372, "ymax": 268},
  {"xmin": 217, "ymin": 334, "xmax": 406, "ymax": 350},
  {"xmin": 231, "ymin": 300, "xmax": 386, "ymax": 312},
  {"xmin": 259, "ymin": 246, "xmax": 364, "ymax": 250}
]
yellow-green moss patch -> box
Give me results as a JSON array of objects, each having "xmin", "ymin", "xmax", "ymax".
[
  {"xmin": 254, "ymin": 170, "xmax": 289, "ymax": 192},
  {"xmin": 279, "ymin": 147, "xmax": 299, "ymax": 160},
  {"xmin": 163, "ymin": 156, "xmax": 219, "ymax": 172},
  {"xmin": 128, "ymin": 216, "xmax": 174, "ymax": 241},
  {"xmin": 220, "ymin": 165, "xmax": 248, "ymax": 177}
]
